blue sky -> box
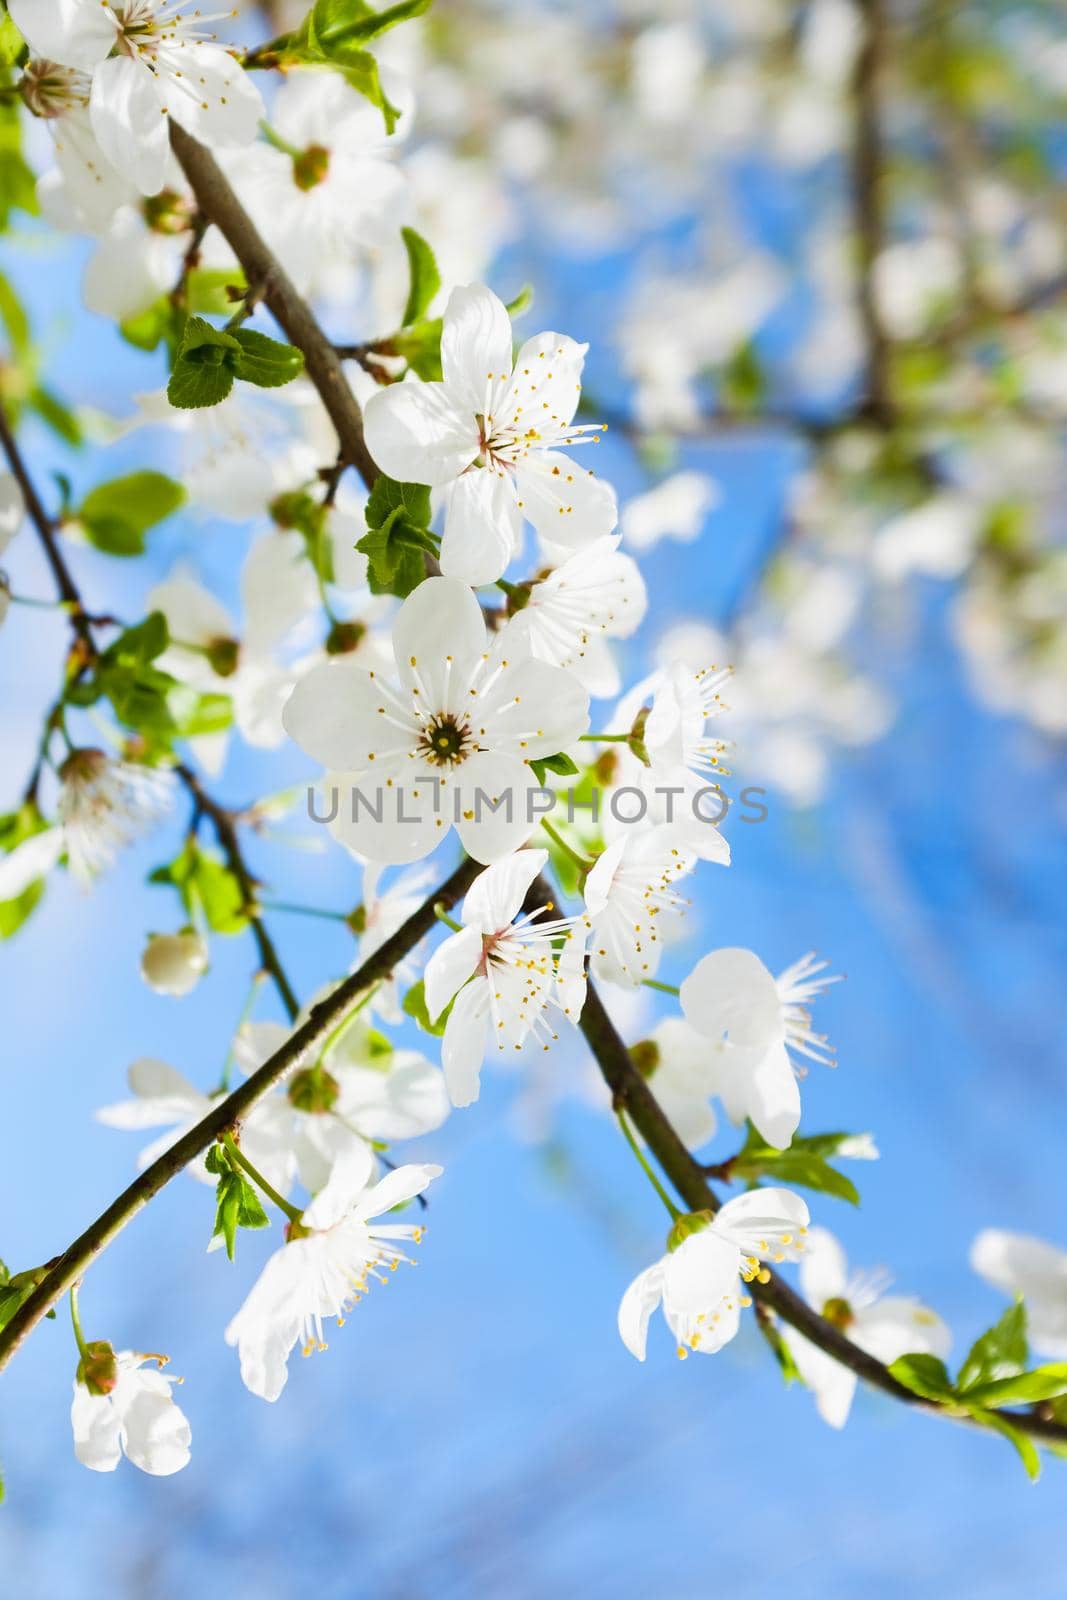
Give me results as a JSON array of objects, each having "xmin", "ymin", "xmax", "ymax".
[{"xmin": 3, "ymin": 185, "xmax": 1067, "ymax": 1599}]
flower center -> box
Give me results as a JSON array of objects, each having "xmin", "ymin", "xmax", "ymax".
[
  {"xmin": 417, "ymin": 713, "xmax": 473, "ymax": 768},
  {"xmin": 20, "ymin": 61, "xmax": 90, "ymax": 119},
  {"xmin": 821, "ymin": 1295, "xmax": 854, "ymax": 1329},
  {"xmin": 293, "ymin": 144, "xmax": 331, "ymax": 191}
]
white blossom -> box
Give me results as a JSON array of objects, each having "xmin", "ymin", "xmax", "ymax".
[
  {"xmin": 71, "ymin": 1352, "xmax": 191, "ymax": 1475},
  {"xmin": 363, "ymin": 283, "xmax": 617, "ymax": 584}
]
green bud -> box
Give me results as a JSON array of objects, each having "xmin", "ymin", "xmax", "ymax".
[
  {"xmin": 205, "ymin": 636, "xmax": 240, "ymax": 677},
  {"xmin": 628, "ymin": 1039, "xmax": 661, "ymax": 1079},
  {"xmin": 346, "ymin": 903, "xmax": 368, "ymax": 935},
  {"xmin": 628, "ymin": 705, "xmax": 651, "ymax": 767},
  {"xmin": 77, "ymin": 1339, "xmax": 119, "ymax": 1396},
  {"xmin": 821, "ymin": 1296, "xmax": 854, "ymax": 1330},
  {"xmin": 666, "ymin": 1210, "xmax": 714, "ymax": 1253},
  {"xmin": 326, "ymin": 620, "xmax": 367, "ymax": 655},
  {"xmin": 142, "ymin": 189, "xmax": 194, "ymax": 235},
  {"xmin": 292, "ymin": 144, "xmax": 331, "ymax": 191},
  {"xmin": 288, "ymin": 1065, "xmax": 341, "ymax": 1114}
]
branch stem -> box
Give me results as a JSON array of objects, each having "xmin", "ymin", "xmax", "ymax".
[{"xmin": 223, "ymin": 1134, "xmax": 300, "ymax": 1223}]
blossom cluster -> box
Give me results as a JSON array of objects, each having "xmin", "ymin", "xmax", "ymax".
[{"xmin": 0, "ymin": 0, "xmax": 1065, "ymax": 1490}]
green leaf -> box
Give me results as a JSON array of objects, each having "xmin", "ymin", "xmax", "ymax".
[
  {"xmin": 392, "ymin": 316, "xmax": 443, "ymax": 380},
  {"xmin": 150, "ymin": 840, "xmax": 249, "ymax": 936},
  {"xmin": 0, "ymin": 11, "xmax": 26, "ymax": 66},
  {"xmin": 305, "ymin": 0, "xmax": 432, "ymax": 48},
  {"xmin": 505, "ymin": 284, "xmax": 534, "ymax": 318},
  {"xmin": 963, "ymin": 1364, "xmax": 1067, "ymax": 1408},
  {"xmin": 0, "ymin": 805, "xmax": 50, "ymax": 939},
  {"xmin": 211, "ymin": 1161, "xmax": 270, "ymax": 1260},
  {"xmin": 77, "ymin": 471, "xmax": 186, "ymax": 557},
  {"xmin": 0, "ymin": 268, "xmax": 30, "ymax": 358},
  {"xmin": 972, "ymin": 1411, "xmax": 1042, "ymax": 1482},
  {"xmin": 402, "ymin": 979, "xmax": 452, "ymax": 1037},
  {"xmin": 957, "ymin": 1301, "xmax": 1029, "ymax": 1393},
  {"xmin": 400, "ymin": 227, "xmax": 441, "ymax": 326},
  {"xmin": 167, "ymin": 315, "xmax": 239, "ymax": 409},
  {"xmin": 731, "ymin": 1127, "xmax": 860, "ymax": 1205},
  {"xmin": 357, "ymin": 477, "xmax": 436, "ymax": 597},
  {"xmin": 230, "ymin": 328, "xmax": 305, "ymax": 389},
  {"xmin": 887, "ymin": 1353, "xmax": 956, "ymax": 1401},
  {"xmin": 530, "ymin": 751, "xmax": 580, "ymax": 785},
  {"xmin": 28, "ymin": 385, "xmax": 82, "ymax": 446}
]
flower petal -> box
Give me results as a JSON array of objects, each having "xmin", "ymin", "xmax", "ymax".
[
  {"xmin": 392, "ymin": 576, "xmax": 487, "ymax": 709},
  {"xmin": 440, "ymin": 283, "xmax": 514, "ymax": 414},
  {"xmin": 351, "ymin": 1161, "xmax": 442, "ymax": 1220},
  {"xmin": 10, "ymin": 0, "xmax": 116, "ymax": 69},
  {"xmin": 283, "ymin": 658, "xmax": 413, "ymax": 772},
  {"xmin": 440, "ymin": 468, "xmax": 522, "ymax": 585},
  {"xmin": 798, "ymin": 1226, "xmax": 849, "ymax": 1308},
  {"xmin": 70, "ymin": 1385, "xmax": 123, "ymax": 1473},
  {"xmin": 513, "ymin": 451, "xmax": 617, "ymax": 548},
  {"xmin": 166, "ymin": 43, "xmax": 263, "ymax": 152},
  {"xmin": 89, "ymin": 55, "xmax": 169, "ymax": 197},
  {"xmin": 453, "ymin": 750, "xmax": 539, "ymax": 864},
  {"xmin": 680, "ymin": 947, "xmax": 783, "ymax": 1051},
  {"xmin": 618, "ymin": 1261, "xmax": 665, "ymax": 1360},
  {"xmin": 461, "ymin": 847, "xmax": 548, "ymax": 933},
  {"xmin": 440, "ymin": 977, "xmax": 490, "ymax": 1106},
  {"xmin": 712, "ymin": 1187, "xmax": 809, "ymax": 1259},
  {"xmin": 363, "ymin": 379, "xmax": 478, "ymax": 486},
  {"xmin": 424, "ymin": 924, "xmax": 483, "ymax": 1020}
]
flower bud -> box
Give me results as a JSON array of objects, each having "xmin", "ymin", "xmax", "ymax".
[
  {"xmin": 293, "ymin": 143, "xmax": 331, "ymax": 191},
  {"xmin": 666, "ymin": 1209, "xmax": 714, "ymax": 1252},
  {"xmin": 288, "ymin": 1064, "xmax": 341, "ymax": 1114},
  {"xmin": 77, "ymin": 1339, "xmax": 119, "ymax": 1396},
  {"xmin": 628, "ymin": 1039, "xmax": 661, "ymax": 1079},
  {"xmin": 141, "ymin": 930, "xmax": 209, "ymax": 997},
  {"xmin": 821, "ymin": 1296, "xmax": 854, "ymax": 1330},
  {"xmin": 326, "ymin": 620, "xmax": 367, "ymax": 655},
  {"xmin": 205, "ymin": 636, "xmax": 240, "ymax": 677}
]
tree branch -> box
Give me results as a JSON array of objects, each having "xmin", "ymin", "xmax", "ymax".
[
  {"xmin": 0, "ymin": 397, "xmax": 93, "ymax": 644},
  {"xmin": 567, "ymin": 890, "xmax": 1067, "ymax": 1448},
  {"xmin": 174, "ymin": 764, "xmax": 300, "ymax": 1022},
  {"xmin": 851, "ymin": 0, "xmax": 892, "ymax": 422},
  {"xmin": 0, "ymin": 851, "xmax": 481, "ymax": 1375},
  {"xmin": 167, "ymin": 121, "xmax": 380, "ymax": 492}
]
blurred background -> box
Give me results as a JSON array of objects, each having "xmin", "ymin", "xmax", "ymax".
[{"xmin": 3, "ymin": 0, "xmax": 1067, "ymax": 1593}]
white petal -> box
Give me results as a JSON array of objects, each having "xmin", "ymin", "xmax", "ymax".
[
  {"xmin": 503, "ymin": 329, "xmax": 587, "ymax": 430},
  {"xmin": 113, "ymin": 1368, "xmax": 191, "ymax": 1475},
  {"xmin": 363, "ymin": 380, "xmax": 478, "ymax": 486},
  {"xmin": 0, "ymin": 827, "xmax": 64, "ymax": 900},
  {"xmin": 453, "ymin": 751, "xmax": 539, "ymax": 864},
  {"xmin": 618, "ymin": 1261, "xmax": 665, "ymax": 1361},
  {"xmin": 165, "ymin": 43, "xmax": 263, "ymax": 152},
  {"xmin": 741, "ymin": 1040, "xmax": 802, "ymax": 1149},
  {"xmin": 70, "ymin": 1385, "xmax": 122, "ymax": 1473},
  {"xmin": 283, "ymin": 658, "xmax": 412, "ymax": 771},
  {"xmin": 10, "ymin": 0, "xmax": 115, "ymax": 68},
  {"xmin": 95, "ymin": 1057, "xmax": 206, "ymax": 1130},
  {"xmin": 424, "ymin": 924, "xmax": 483, "ymax": 1021},
  {"xmin": 476, "ymin": 656, "xmax": 590, "ymax": 758},
  {"xmin": 351, "ymin": 1161, "xmax": 442, "ymax": 1220},
  {"xmin": 787, "ymin": 1330, "xmax": 857, "ymax": 1428},
  {"xmin": 798, "ymin": 1227, "xmax": 849, "ymax": 1307},
  {"xmin": 440, "ymin": 283, "xmax": 514, "ymax": 414},
  {"xmin": 461, "ymin": 847, "xmax": 547, "ymax": 933},
  {"xmin": 440, "ymin": 978, "xmax": 490, "ymax": 1106},
  {"xmin": 326, "ymin": 765, "xmax": 449, "ymax": 865},
  {"xmin": 712, "ymin": 1188, "xmax": 809, "ymax": 1258},
  {"xmin": 338, "ymin": 1051, "xmax": 449, "ymax": 1141},
  {"xmin": 147, "ymin": 570, "xmax": 234, "ymax": 649},
  {"xmin": 224, "ymin": 1244, "xmax": 307, "ymax": 1402},
  {"xmin": 513, "ymin": 451, "xmax": 618, "ymax": 548},
  {"xmin": 301, "ymin": 1142, "xmax": 377, "ymax": 1229},
  {"xmin": 392, "ymin": 576, "xmax": 487, "ymax": 708},
  {"xmin": 680, "ymin": 947, "xmax": 783, "ymax": 1051},
  {"xmin": 854, "ymin": 1298, "xmax": 952, "ymax": 1365},
  {"xmin": 241, "ymin": 532, "xmax": 319, "ymax": 652},
  {"xmin": 0, "ymin": 473, "xmax": 23, "ymax": 554},
  {"xmin": 440, "ymin": 468, "xmax": 522, "ymax": 585},
  {"xmin": 89, "ymin": 56, "xmax": 170, "ymax": 197}
]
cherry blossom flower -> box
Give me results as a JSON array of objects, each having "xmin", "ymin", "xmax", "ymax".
[
  {"xmin": 627, "ymin": 1018, "xmax": 719, "ymax": 1151},
  {"xmin": 19, "ymin": 57, "xmax": 132, "ymax": 226},
  {"xmin": 784, "ymin": 1228, "xmax": 950, "ymax": 1427},
  {"xmin": 0, "ymin": 751, "xmax": 175, "ymax": 899},
  {"xmin": 363, "ymin": 283, "xmax": 617, "ymax": 584},
  {"xmin": 619, "ymin": 1189, "xmax": 810, "ymax": 1361},
  {"xmin": 282, "ymin": 576, "xmax": 590, "ymax": 864},
  {"xmin": 503, "ymin": 535, "xmax": 646, "ymax": 697},
  {"xmin": 583, "ymin": 825, "xmax": 695, "ymax": 987},
  {"xmin": 680, "ymin": 947, "xmax": 840, "ymax": 1149},
  {"xmin": 140, "ymin": 929, "xmax": 209, "ymax": 996},
  {"xmin": 71, "ymin": 1351, "xmax": 191, "ymax": 1475},
  {"xmin": 10, "ymin": 0, "xmax": 263, "ymax": 197},
  {"xmin": 225, "ymin": 1152, "xmax": 441, "ymax": 1401},
  {"xmin": 232, "ymin": 1011, "xmax": 449, "ymax": 1196},
  {"xmin": 96, "ymin": 1056, "xmax": 293, "ymax": 1189},
  {"xmin": 423, "ymin": 848, "xmax": 588, "ymax": 1107},
  {"xmin": 971, "ymin": 1229, "xmax": 1067, "ymax": 1360}
]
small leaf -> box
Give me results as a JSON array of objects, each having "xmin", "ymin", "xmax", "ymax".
[
  {"xmin": 400, "ymin": 227, "xmax": 441, "ymax": 326},
  {"xmin": 957, "ymin": 1301, "xmax": 1029, "ymax": 1393},
  {"xmin": 168, "ymin": 315, "xmax": 239, "ymax": 409},
  {"xmin": 530, "ymin": 751, "xmax": 580, "ymax": 785},
  {"xmin": 505, "ymin": 284, "xmax": 534, "ymax": 318},
  {"xmin": 972, "ymin": 1410, "xmax": 1042, "ymax": 1481},
  {"xmin": 403, "ymin": 979, "xmax": 452, "ymax": 1037},
  {"xmin": 963, "ymin": 1364, "xmax": 1067, "ymax": 1408},
  {"xmin": 230, "ymin": 328, "xmax": 305, "ymax": 389},
  {"xmin": 888, "ymin": 1353, "xmax": 956, "ymax": 1401},
  {"xmin": 0, "ymin": 805, "xmax": 50, "ymax": 938},
  {"xmin": 77, "ymin": 471, "xmax": 186, "ymax": 557}
]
